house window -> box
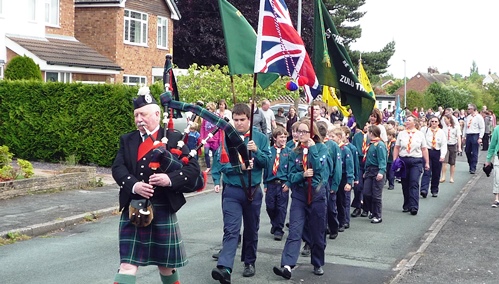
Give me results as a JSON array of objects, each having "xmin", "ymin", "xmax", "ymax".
[
  {"xmin": 44, "ymin": 0, "xmax": 59, "ymax": 26},
  {"xmin": 28, "ymin": 0, "xmax": 36, "ymax": 21},
  {"xmin": 46, "ymin": 72, "xmax": 71, "ymax": 83},
  {"xmin": 123, "ymin": 75, "xmax": 146, "ymax": 86},
  {"xmin": 157, "ymin": 17, "xmax": 168, "ymax": 49},
  {"xmin": 124, "ymin": 9, "xmax": 148, "ymax": 45}
]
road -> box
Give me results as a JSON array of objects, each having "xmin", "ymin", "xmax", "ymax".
[{"xmin": 0, "ymin": 159, "xmax": 475, "ymax": 283}]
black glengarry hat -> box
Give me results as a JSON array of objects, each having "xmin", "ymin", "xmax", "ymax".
[{"xmin": 133, "ymin": 86, "xmax": 158, "ymax": 109}]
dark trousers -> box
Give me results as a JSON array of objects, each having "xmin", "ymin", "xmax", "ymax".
[
  {"xmin": 483, "ymin": 132, "xmax": 490, "ymax": 150},
  {"xmin": 265, "ymin": 183, "xmax": 289, "ymax": 236},
  {"xmin": 351, "ymin": 159, "xmax": 365, "ymax": 209},
  {"xmin": 327, "ymin": 191, "xmax": 339, "ymax": 234},
  {"xmin": 420, "ymin": 149, "xmax": 442, "ymax": 194},
  {"xmin": 336, "ymin": 174, "xmax": 348, "ymax": 227},
  {"xmin": 465, "ymin": 133, "xmax": 479, "ymax": 172},
  {"xmin": 400, "ymin": 157, "xmax": 424, "ymax": 211},
  {"xmin": 217, "ymin": 185, "xmax": 263, "ymax": 269},
  {"xmin": 386, "ymin": 162, "xmax": 395, "ymax": 189},
  {"xmin": 281, "ymin": 194, "xmax": 327, "ymax": 269},
  {"xmin": 362, "ymin": 167, "xmax": 385, "ymax": 218}
]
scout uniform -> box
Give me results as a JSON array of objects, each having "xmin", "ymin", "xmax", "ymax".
[{"xmin": 264, "ymin": 144, "xmax": 292, "ymax": 239}]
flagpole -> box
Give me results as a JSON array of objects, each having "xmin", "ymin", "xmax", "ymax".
[
  {"xmin": 230, "ymin": 75, "xmax": 237, "ymax": 104},
  {"xmin": 297, "ymin": 0, "xmax": 302, "ymax": 36},
  {"xmin": 247, "ymin": 74, "xmax": 257, "ymax": 200}
]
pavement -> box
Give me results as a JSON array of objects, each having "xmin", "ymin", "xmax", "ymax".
[{"xmin": 1, "ymin": 152, "xmax": 499, "ymax": 283}]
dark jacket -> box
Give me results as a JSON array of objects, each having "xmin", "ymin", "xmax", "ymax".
[{"xmin": 112, "ymin": 128, "xmax": 200, "ymax": 213}]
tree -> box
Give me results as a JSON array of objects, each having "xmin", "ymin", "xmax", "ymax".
[
  {"xmin": 385, "ymin": 79, "xmax": 403, "ymax": 95},
  {"xmin": 173, "ymin": 0, "xmax": 394, "ymax": 77},
  {"xmin": 4, "ymin": 55, "xmax": 42, "ymax": 81}
]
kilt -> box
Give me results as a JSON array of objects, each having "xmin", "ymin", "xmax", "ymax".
[{"xmin": 119, "ymin": 203, "xmax": 187, "ymax": 267}]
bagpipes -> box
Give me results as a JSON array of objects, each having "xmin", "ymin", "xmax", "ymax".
[{"xmin": 145, "ymin": 54, "xmax": 249, "ymax": 193}]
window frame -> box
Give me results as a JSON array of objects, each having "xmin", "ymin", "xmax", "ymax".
[
  {"xmin": 45, "ymin": 71, "xmax": 71, "ymax": 83},
  {"xmin": 44, "ymin": 0, "xmax": 59, "ymax": 27},
  {"xmin": 123, "ymin": 75, "xmax": 147, "ymax": 86},
  {"xmin": 124, "ymin": 9, "xmax": 148, "ymax": 46},
  {"xmin": 157, "ymin": 16, "xmax": 169, "ymax": 49}
]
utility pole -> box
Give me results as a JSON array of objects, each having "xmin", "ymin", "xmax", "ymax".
[{"xmin": 403, "ymin": 59, "xmax": 407, "ymax": 108}]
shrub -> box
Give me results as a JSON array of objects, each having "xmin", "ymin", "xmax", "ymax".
[{"xmin": 4, "ymin": 55, "xmax": 43, "ymax": 81}]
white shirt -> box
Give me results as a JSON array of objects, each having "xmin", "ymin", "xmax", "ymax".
[
  {"xmin": 261, "ymin": 108, "xmax": 275, "ymax": 134},
  {"xmin": 421, "ymin": 126, "xmax": 448, "ymax": 159},
  {"xmin": 396, "ymin": 129, "xmax": 427, "ymax": 158},
  {"xmin": 462, "ymin": 113, "xmax": 485, "ymax": 138},
  {"xmin": 444, "ymin": 125, "xmax": 461, "ymax": 145}
]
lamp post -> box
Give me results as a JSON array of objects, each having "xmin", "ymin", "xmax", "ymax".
[{"xmin": 403, "ymin": 59, "xmax": 407, "ymax": 108}]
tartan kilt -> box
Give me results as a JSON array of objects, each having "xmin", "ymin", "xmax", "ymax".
[{"xmin": 119, "ymin": 203, "xmax": 188, "ymax": 267}]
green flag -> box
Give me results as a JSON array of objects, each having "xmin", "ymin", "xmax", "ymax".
[
  {"xmin": 312, "ymin": 0, "xmax": 375, "ymax": 127},
  {"xmin": 219, "ymin": 0, "xmax": 278, "ymax": 89}
]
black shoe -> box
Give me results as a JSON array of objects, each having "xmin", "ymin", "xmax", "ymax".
[
  {"xmin": 273, "ymin": 266, "xmax": 291, "ymax": 279},
  {"xmin": 212, "ymin": 267, "xmax": 231, "ymax": 284},
  {"xmin": 329, "ymin": 233, "xmax": 338, "ymax": 239},
  {"xmin": 470, "ymin": 170, "xmax": 475, "ymax": 174},
  {"xmin": 421, "ymin": 191, "xmax": 427, "ymax": 198},
  {"xmin": 351, "ymin": 208, "xmax": 361, "ymax": 217},
  {"xmin": 344, "ymin": 223, "xmax": 350, "ymax": 229},
  {"xmin": 402, "ymin": 208, "xmax": 410, "ymax": 212},
  {"xmin": 313, "ymin": 266, "xmax": 324, "ymax": 275},
  {"xmin": 368, "ymin": 213, "xmax": 374, "ymax": 220},
  {"xmin": 432, "ymin": 193, "xmax": 438, "ymax": 197},
  {"xmin": 388, "ymin": 187, "xmax": 394, "ymax": 190},
  {"xmin": 274, "ymin": 234, "xmax": 283, "ymax": 241},
  {"xmin": 410, "ymin": 208, "xmax": 418, "ymax": 215},
  {"xmin": 371, "ymin": 217, "xmax": 382, "ymax": 224},
  {"xmin": 301, "ymin": 244, "xmax": 311, "ymax": 256},
  {"xmin": 242, "ymin": 264, "xmax": 255, "ymax": 277},
  {"xmin": 270, "ymin": 227, "xmax": 276, "ymax": 234},
  {"xmin": 338, "ymin": 225, "xmax": 345, "ymax": 232},
  {"xmin": 212, "ymin": 249, "xmax": 221, "ymax": 260},
  {"xmin": 360, "ymin": 211, "xmax": 369, "ymax": 217}
]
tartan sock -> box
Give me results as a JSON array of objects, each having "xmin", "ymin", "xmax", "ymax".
[
  {"xmin": 113, "ymin": 273, "xmax": 136, "ymax": 284},
  {"xmin": 160, "ymin": 270, "xmax": 179, "ymax": 284}
]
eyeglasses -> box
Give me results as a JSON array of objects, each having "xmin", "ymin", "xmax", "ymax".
[{"xmin": 297, "ymin": 130, "xmax": 310, "ymax": 135}]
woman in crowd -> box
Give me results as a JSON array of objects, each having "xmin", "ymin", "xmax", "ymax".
[
  {"xmin": 420, "ymin": 116, "xmax": 447, "ymax": 198},
  {"xmin": 392, "ymin": 115, "xmax": 430, "ymax": 215},
  {"xmin": 440, "ymin": 114, "xmax": 461, "ymax": 183},
  {"xmin": 216, "ymin": 99, "xmax": 232, "ymax": 124}
]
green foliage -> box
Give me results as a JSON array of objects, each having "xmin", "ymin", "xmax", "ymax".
[
  {"xmin": 406, "ymin": 90, "xmax": 426, "ymax": 111},
  {"xmin": 176, "ymin": 64, "xmax": 293, "ymax": 106},
  {"xmin": 0, "ymin": 145, "xmax": 13, "ymax": 167},
  {"xmin": 385, "ymin": 79, "xmax": 403, "ymax": 95},
  {"xmin": 17, "ymin": 159, "xmax": 34, "ymax": 178},
  {"xmin": 350, "ymin": 41, "xmax": 396, "ymax": 76},
  {"xmin": 4, "ymin": 55, "xmax": 43, "ymax": 81},
  {"xmin": 0, "ymin": 146, "xmax": 34, "ymax": 180}
]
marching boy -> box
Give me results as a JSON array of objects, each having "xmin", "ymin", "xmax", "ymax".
[{"xmin": 264, "ymin": 127, "xmax": 292, "ymax": 241}]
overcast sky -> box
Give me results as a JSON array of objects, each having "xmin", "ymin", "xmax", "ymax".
[{"xmin": 349, "ymin": 0, "xmax": 499, "ymax": 79}]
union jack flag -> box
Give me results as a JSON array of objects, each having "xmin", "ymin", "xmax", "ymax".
[{"xmin": 254, "ymin": 0, "xmax": 319, "ymax": 102}]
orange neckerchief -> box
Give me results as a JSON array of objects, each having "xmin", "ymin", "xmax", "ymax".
[
  {"xmin": 467, "ymin": 113, "xmax": 475, "ymax": 129},
  {"xmin": 272, "ymin": 145, "xmax": 284, "ymax": 175},
  {"xmin": 406, "ymin": 129, "xmax": 416, "ymax": 153},
  {"xmin": 431, "ymin": 127, "xmax": 440, "ymax": 149}
]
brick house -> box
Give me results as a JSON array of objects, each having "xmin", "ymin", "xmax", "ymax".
[
  {"xmin": 0, "ymin": 0, "xmax": 180, "ymax": 84},
  {"xmin": 393, "ymin": 68, "xmax": 451, "ymax": 98}
]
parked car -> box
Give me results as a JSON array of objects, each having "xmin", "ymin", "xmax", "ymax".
[{"xmin": 270, "ymin": 103, "xmax": 309, "ymax": 119}]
